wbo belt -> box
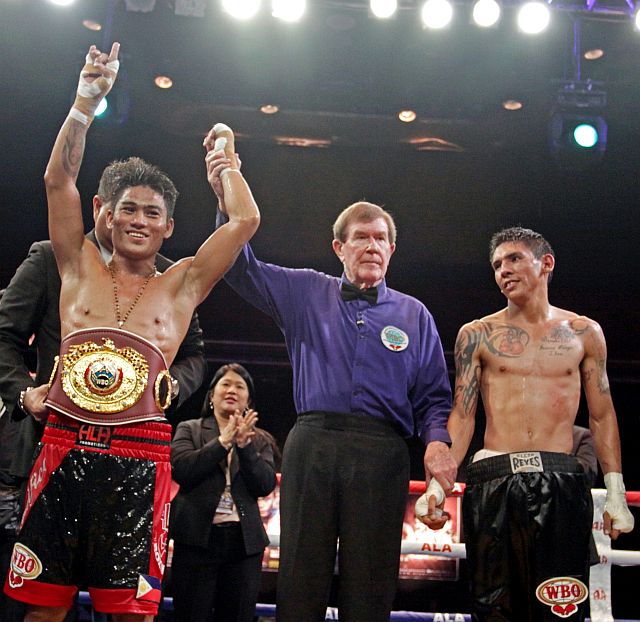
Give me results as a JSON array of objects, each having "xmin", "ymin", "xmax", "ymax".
[
  {"xmin": 45, "ymin": 327, "xmax": 172, "ymax": 426},
  {"xmin": 466, "ymin": 450, "xmax": 583, "ymax": 484}
]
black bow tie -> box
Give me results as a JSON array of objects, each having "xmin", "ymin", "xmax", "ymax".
[{"xmin": 340, "ymin": 282, "xmax": 378, "ymax": 305}]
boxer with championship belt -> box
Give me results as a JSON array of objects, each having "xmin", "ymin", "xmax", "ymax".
[{"xmin": 3, "ymin": 43, "xmax": 260, "ymax": 622}]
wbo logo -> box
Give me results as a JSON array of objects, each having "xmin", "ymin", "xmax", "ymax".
[
  {"xmin": 536, "ymin": 576, "xmax": 588, "ymax": 618},
  {"xmin": 8, "ymin": 542, "xmax": 42, "ymax": 588},
  {"xmin": 380, "ymin": 326, "xmax": 409, "ymax": 352}
]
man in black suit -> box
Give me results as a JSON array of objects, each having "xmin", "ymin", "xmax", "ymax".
[{"xmin": 0, "ymin": 160, "xmax": 206, "ymax": 620}]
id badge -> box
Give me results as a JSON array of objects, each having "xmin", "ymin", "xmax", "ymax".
[{"xmin": 216, "ymin": 485, "xmax": 234, "ymax": 514}]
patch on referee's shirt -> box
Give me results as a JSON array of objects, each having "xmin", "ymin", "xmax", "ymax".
[
  {"xmin": 76, "ymin": 424, "xmax": 112, "ymax": 449},
  {"xmin": 380, "ymin": 325, "xmax": 409, "ymax": 352},
  {"xmin": 509, "ymin": 451, "xmax": 543, "ymax": 473},
  {"xmin": 136, "ymin": 574, "xmax": 162, "ymax": 602},
  {"xmin": 7, "ymin": 542, "xmax": 42, "ymax": 588}
]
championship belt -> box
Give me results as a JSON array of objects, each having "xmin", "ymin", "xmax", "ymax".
[{"xmin": 46, "ymin": 327, "xmax": 172, "ymax": 425}]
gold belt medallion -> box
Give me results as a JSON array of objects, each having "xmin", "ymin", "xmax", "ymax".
[{"xmin": 60, "ymin": 338, "xmax": 149, "ymax": 413}]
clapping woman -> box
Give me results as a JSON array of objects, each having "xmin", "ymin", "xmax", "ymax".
[{"xmin": 170, "ymin": 363, "xmax": 278, "ymax": 622}]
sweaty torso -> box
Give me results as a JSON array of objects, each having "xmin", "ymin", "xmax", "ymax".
[
  {"xmin": 476, "ymin": 308, "xmax": 591, "ymax": 454},
  {"xmin": 59, "ymin": 248, "xmax": 194, "ymax": 366}
]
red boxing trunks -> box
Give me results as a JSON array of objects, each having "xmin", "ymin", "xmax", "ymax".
[{"xmin": 4, "ymin": 413, "xmax": 171, "ymax": 614}]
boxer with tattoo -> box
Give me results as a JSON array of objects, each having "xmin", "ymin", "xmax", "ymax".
[
  {"xmin": 3, "ymin": 43, "xmax": 260, "ymax": 622},
  {"xmin": 442, "ymin": 227, "xmax": 634, "ymax": 622}
]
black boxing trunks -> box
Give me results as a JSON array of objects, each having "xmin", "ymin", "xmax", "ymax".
[
  {"xmin": 463, "ymin": 451, "xmax": 593, "ymax": 622},
  {"xmin": 3, "ymin": 413, "xmax": 171, "ymax": 615},
  {"xmin": 4, "ymin": 328, "xmax": 173, "ymax": 615}
]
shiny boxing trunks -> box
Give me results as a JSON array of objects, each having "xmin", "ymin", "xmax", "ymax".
[
  {"xmin": 463, "ymin": 451, "xmax": 593, "ymax": 622},
  {"xmin": 3, "ymin": 328, "xmax": 173, "ymax": 615}
]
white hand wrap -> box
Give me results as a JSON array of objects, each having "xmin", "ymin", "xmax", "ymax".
[
  {"xmin": 77, "ymin": 55, "xmax": 120, "ymax": 99},
  {"xmin": 213, "ymin": 122, "xmax": 232, "ymax": 135},
  {"xmin": 415, "ymin": 479, "xmax": 446, "ymax": 518},
  {"xmin": 219, "ymin": 168, "xmax": 240, "ymax": 179},
  {"xmin": 213, "ymin": 137, "xmax": 228, "ymax": 154},
  {"xmin": 68, "ymin": 108, "xmax": 89, "ymax": 126},
  {"xmin": 604, "ymin": 472, "xmax": 635, "ymax": 533}
]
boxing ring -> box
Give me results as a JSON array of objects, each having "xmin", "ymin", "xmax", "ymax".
[{"xmin": 76, "ymin": 482, "xmax": 640, "ymax": 621}]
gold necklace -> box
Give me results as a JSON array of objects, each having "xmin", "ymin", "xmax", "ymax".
[{"xmin": 107, "ymin": 262, "xmax": 157, "ymax": 328}]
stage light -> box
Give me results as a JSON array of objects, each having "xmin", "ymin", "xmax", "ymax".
[
  {"xmin": 421, "ymin": 0, "xmax": 453, "ymax": 29},
  {"xmin": 260, "ymin": 104, "xmax": 280, "ymax": 114},
  {"xmin": 472, "ymin": 0, "xmax": 501, "ymax": 27},
  {"xmin": 49, "ymin": 0, "xmax": 75, "ymax": 6},
  {"xmin": 550, "ymin": 112, "xmax": 607, "ymax": 168},
  {"xmin": 272, "ymin": 0, "xmax": 306, "ymax": 22},
  {"xmin": 95, "ymin": 98, "xmax": 108, "ymax": 117},
  {"xmin": 222, "ymin": 0, "xmax": 261, "ymax": 20},
  {"xmin": 584, "ymin": 48, "xmax": 604, "ymax": 60},
  {"xmin": 82, "ymin": 19, "xmax": 102, "ymax": 31},
  {"xmin": 517, "ymin": 2, "xmax": 550, "ymax": 34},
  {"xmin": 502, "ymin": 99, "xmax": 523, "ymax": 110},
  {"xmin": 154, "ymin": 75, "xmax": 173, "ymax": 89},
  {"xmin": 398, "ymin": 109, "xmax": 417, "ymax": 122},
  {"xmin": 573, "ymin": 123, "xmax": 599, "ymax": 147},
  {"xmin": 635, "ymin": 8, "xmax": 640, "ymax": 29},
  {"xmin": 370, "ymin": 0, "xmax": 398, "ymax": 19}
]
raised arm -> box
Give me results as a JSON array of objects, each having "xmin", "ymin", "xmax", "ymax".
[
  {"xmin": 43, "ymin": 43, "xmax": 120, "ymax": 274},
  {"xmin": 581, "ymin": 319, "xmax": 634, "ymax": 538},
  {"xmin": 181, "ymin": 124, "xmax": 260, "ymax": 305}
]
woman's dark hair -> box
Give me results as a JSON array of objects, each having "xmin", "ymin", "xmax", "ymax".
[
  {"xmin": 203, "ymin": 363, "xmax": 282, "ymax": 465},
  {"xmin": 202, "ymin": 363, "xmax": 256, "ymax": 417}
]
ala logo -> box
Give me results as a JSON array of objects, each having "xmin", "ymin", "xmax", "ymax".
[
  {"xmin": 153, "ymin": 503, "xmax": 171, "ymax": 574},
  {"xmin": 536, "ymin": 576, "xmax": 588, "ymax": 618}
]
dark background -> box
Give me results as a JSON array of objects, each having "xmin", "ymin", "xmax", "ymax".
[{"xmin": 1, "ymin": 0, "xmax": 639, "ymax": 617}]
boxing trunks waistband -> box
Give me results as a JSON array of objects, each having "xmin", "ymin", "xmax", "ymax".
[
  {"xmin": 298, "ymin": 411, "xmax": 401, "ymax": 437},
  {"xmin": 42, "ymin": 412, "xmax": 171, "ymax": 460},
  {"xmin": 45, "ymin": 327, "xmax": 172, "ymax": 426},
  {"xmin": 466, "ymin": 450, "xmax": 582, "ymax": 484}
]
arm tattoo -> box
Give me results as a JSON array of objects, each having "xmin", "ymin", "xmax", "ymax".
[
  {"xmin": 596, "ymin": 358, "xmax": 611, "ymax": 395},
  {"xmin": 61, "ymin": 121, "xmax": 86, "ymax": 179},
  {"xmin": 454, "ymin": 327, "xmax": 482, "ymax": 415}
]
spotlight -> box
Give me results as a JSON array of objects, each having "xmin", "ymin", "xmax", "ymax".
[
  {"xmin": 584, "ymin": 48, "xmax": 604, "ymax": 60},
  {"xmin": 222, "ymin": 0, "xmax": 261, "ymax": 20},
  {"xmin": 272, "ymin": 0, "xmax": 306, "ymax": 22},
  {"xmin": 95, "ymin": 98, "xmax": 108, "ymax": 117},
  {"xmin": 573, "ymin": 123, "xmax": 599, "ymax": 148},
  {"xmin": 550, "ymin": 113, "xmax": 607, "ymax": 168},
  {"xmin": 636, "ymin": 8, "xmax": 640, "ymax": 30},
  {"xmin": 398, "ymin": 110, "xmax": 417, "ymax": 123},
  {"xmin": 154, "ymin": 76, "xmax": 173, "ymax": 89},
  {"xmin": 260, "ymin": 104, "xmax": 280, "ymax": 114},
  {"xmin": 517, "ymin": 2, "xmax": 550, "ymax": 34},
  {"xmin": 472, "ymin": 0, "xmax": 501, "ymax": 27},
  {"xmin": 421, "ymin": 0, "xmax": 453, "ymax": 29},
  {"xmin": 502, "ymin": 99, "xmax": 523, "ymax": 111},
  {"xmin": 82, "ymin": 19, "xmax": 102, "ymax": 31},
  {"xmin": 370, "ymin": 0, "xmax": 398, "ymax": 19},
  {"xmin": 49, "ymin": 0, "xmax": 75, "ymax": 5}
]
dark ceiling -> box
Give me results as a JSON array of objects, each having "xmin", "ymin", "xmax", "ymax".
[{"xmin": 1, "ymin": 0, "xmax": 639, "ymax": 364}]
